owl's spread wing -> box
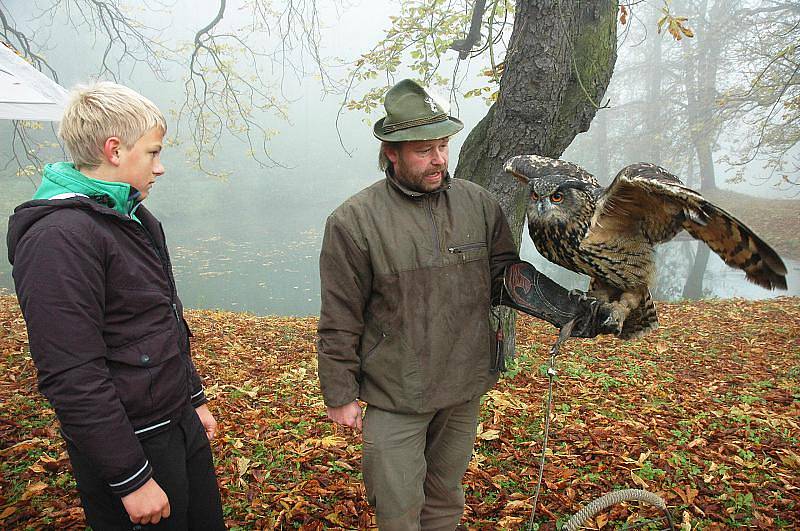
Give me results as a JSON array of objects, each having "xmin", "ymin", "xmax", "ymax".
[{"xmin": 586, "ymin": 163, "xmax": 787, "ymax": 290}]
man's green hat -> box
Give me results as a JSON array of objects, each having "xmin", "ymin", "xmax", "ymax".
[{"xmin": 373, "ymin": 79, "xmax": 464, "ymax": 142}]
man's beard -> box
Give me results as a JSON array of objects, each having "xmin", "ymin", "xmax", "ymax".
[{"xmin": 394, "ymin": 159, "xmax": 448, "ymax": 193}]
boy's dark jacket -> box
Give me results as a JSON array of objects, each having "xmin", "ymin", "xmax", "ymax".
[{"xmin": 7, "ymin": 166, "xmax": 206, "ymax": 496}]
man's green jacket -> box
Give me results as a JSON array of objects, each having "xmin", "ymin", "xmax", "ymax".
[{"xmin": 317, "ymin": 174, "xmax": 520, "ymax": 414}]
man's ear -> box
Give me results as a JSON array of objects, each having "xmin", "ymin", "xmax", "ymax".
[
  {"xmin": 102, "ymin": 137, "xmax": 123, "ymax": 166},
  {"xmin": 384, "ymin": 144, "xmax": 400, "ymax": 165}
]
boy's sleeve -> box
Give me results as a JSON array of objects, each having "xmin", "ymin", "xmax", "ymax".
[
  {"xmin": 183, "ymin": 328, "xmax": 208, "ymax": 408},
  {"xmin": 13, "ymin": 224, "xmax": 153, "ymax": 496}
]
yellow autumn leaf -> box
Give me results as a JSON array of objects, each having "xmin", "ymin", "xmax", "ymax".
[
  {"xmin": 325, "ymin": 512, "xmax": 346, "ymax": 526},
  {"xmin": 308, "ymin": 435, "xmax": 346, "ymax": 448},
  {"xmin": 236, "ymin": 456, "xmax": 251, "ymax": 478},
  {"xmin": 631, "ymin": 470, "xmax": 649, "ymax": 489},
  {"xmin": 21, "ymin": 481, "xmax": 48, "ymax": 501},
  {"xmin": 505, "ymin": 499, "xmax": 531, "ymax": 510},
  {"xmin": 779, "ymin": 449, "xmax": 800, "ymax": 470},
  {"xmin": 478, "ymin": 429, "xmax": 500, "ymax": 441},
  {"xmin": 0, "ymin": 506, "xmax": 17, "ymax": 520}
]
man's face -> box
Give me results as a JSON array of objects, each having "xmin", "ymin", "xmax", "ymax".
[
  {"xmin": 386, "ymin": 137, "xmax": 449, "ymax": 193},
  {"xmin": 116, "ymin": 127, "xmax": 165, "ymax": 200}
]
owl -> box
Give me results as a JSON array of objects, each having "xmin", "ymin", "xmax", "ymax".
[{"xmin": 505, "ymin": 155, "xmax": 788, "ymax": 339}]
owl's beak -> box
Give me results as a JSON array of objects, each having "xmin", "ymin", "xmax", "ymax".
[{"xmin": 537, "ymin": 201, "xmax": 548, "ymax": 215}]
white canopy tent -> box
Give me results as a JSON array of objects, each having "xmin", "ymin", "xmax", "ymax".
[{"xmin": 0, "ymin": 43, "xmax": 68, "ymax": 121}]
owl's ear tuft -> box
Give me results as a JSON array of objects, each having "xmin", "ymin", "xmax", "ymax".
[
  {"xmin": 508, "ymin": 169, "xmax": 529, "ymax": 184},
  {"xmin": 559, "ymin": 179, "xmax": 592, "ymax": 192},
  {"xmin": 504, "ymin": 156, "xmax": 530, "ymax": 184}
]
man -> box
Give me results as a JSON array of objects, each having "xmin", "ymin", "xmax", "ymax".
[
  {"xmin": 7, "ymin": 82, "xmax": 225, "ymax": 530},
  {"xmin": 317, "ymin": 79, "xmax": 614, "ymax": 530}
]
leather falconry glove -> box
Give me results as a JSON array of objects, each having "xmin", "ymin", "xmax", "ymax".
[{"xmin": 498, "ymin": 262, "xmax": 618, "ymax": 338}]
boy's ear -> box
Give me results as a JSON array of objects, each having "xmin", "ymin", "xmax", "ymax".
[{"xmin": 103, "ymin": 137, "xmax": 123, "ymax": 166}]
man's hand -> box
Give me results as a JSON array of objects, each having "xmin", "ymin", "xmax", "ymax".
[
  {"xmin": 195, "ymin": 404, "xmax": 218, "ymax": 440},
  {"xmin": 327, "ymin": 401, "xmax": 363, "ymax": 431},
  {"xmin": 121, "ymin": 478, "xmax": 170, "ymax": 525}
]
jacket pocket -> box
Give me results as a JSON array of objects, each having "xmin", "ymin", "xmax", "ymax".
[
  {"xmin": 106, "ymin": 329, "xmax": 184, "ymax": 419},
  {"xmin": 447, "ymin": 241, "xmax": 488, "ymax": 263},
  {"xmin": 359, "ymin": 329, "xmax": 422, "ymax": 411},
  {"xmin": 361, "ymin": 330, "xmax": 386, "ymax": 366}
]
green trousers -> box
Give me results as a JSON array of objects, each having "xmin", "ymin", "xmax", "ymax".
[{"xmin": 363, "ymin": 396, "xmax": 482, "ymax": 531}]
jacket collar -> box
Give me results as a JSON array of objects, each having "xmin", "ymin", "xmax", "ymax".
[{"xmin": 34, "ymin": 162, "xmax": 143, "ymax": 221}]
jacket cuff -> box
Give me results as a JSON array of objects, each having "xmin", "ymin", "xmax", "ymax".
[
  {"xmin": 190, "ymin": 387, "xmax": 207, "ymax": 408},
  {"xmin": 109, "ymin": 459, "xmax": 153, "ymax": 497},
  {"xmin": 324, "ymin": 394, "xmax": 359, "ymax": 409},
  {"xmin": 321, "ymin": 381, "xmax": 359, "ymax": 408}
]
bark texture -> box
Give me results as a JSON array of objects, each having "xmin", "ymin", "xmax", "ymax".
[{"xmin": 453, "ymin": 0, "xmax": 618, "ymax": 355}]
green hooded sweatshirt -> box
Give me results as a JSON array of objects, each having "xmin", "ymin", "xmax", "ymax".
[{"xmin": 33, "ymin": 162, "xmax": 143, "ymax": 223}]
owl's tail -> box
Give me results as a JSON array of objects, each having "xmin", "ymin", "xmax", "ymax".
[{"xmin": 620, "ymin": 290, "xmax": 658, "ymax": 339}]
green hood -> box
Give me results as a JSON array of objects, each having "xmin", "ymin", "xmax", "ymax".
[{"xmin": 33, "ymin": 162, "xmax": 142, "ymax": 222}]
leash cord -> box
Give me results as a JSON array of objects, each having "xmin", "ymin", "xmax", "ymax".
[{"xmin": 527, "ymin": 319, "xmax": 575, "ymax": 531}]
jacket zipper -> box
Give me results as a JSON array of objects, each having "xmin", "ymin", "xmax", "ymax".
[
  {"xmin": 425, "ymin": 196, "xmax": 441, "ymax": 259},
  {"xmin": 448, "ymin": 242, "xmax": 487, "ymax": 253},
  {"xmin": 137, "ymin": 225, "xmax": 178, "ymax": 311},
  {"xmin": 132, "ymin": 222, "xmax": 193, "ymax": 389}
]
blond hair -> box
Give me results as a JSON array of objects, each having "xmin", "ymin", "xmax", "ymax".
[{"xmin": 59, "ymin": 81, "xmax": 167, "ymax": 169}]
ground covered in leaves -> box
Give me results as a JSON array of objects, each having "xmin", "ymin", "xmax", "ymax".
[{"xmin": 1, "ymin": 295, "xmax": 798, "ymax": 530}]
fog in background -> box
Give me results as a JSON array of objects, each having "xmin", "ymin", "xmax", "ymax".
[{"xmin": 1, "ymin": 0, "xmax": 797, "ymax": 315}]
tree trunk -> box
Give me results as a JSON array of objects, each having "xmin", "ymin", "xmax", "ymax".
[
  {"xmin": 682, "ymin": 243, "xmax": 711, "ymax": 299},
  {"xmin": 681, "ymin": 0, "xmax": 736, "ymax": 193},
  {"xmin": 696, "ymin": 140, "xmax": 717, "ymax": 192},
  {"xmin": 454, "ymin": 0, "xmax": 618, "ymax": 356}
]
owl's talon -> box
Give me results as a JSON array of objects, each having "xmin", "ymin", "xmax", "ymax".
[{"xmin": 602, "ymin": 314, "xmax": 623, "ymax": 335}]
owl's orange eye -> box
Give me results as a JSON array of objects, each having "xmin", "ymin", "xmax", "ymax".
[
  {"xmin": 551, "ymin": 192, "xmax": 564, "ymax": 203},
  {"xmin": 531, "ymin": 192, "xmax": 540, "ymax": 201}
]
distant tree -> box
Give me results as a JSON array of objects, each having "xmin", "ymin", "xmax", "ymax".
[
  {"xmin": 582, "ymin": 0, "xmax": 798, "ymax": 192},
  {"xmin": 717, "ymin": 1, "xmax": 800, "ymax": 192}
]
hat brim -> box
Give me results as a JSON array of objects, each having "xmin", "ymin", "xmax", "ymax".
[{"xmin": 373, "ymin": 116, "xmax": 464, "ymax": 142}]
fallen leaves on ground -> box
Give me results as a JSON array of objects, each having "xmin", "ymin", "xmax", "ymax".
[{"xmin": 1, "ymin": 295, "xmax": 798, "ymax": 529}]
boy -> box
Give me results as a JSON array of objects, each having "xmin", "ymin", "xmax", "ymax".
[{"xmin": 7, "ymin": 81, "xmax": 225, "ymax": 529}]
